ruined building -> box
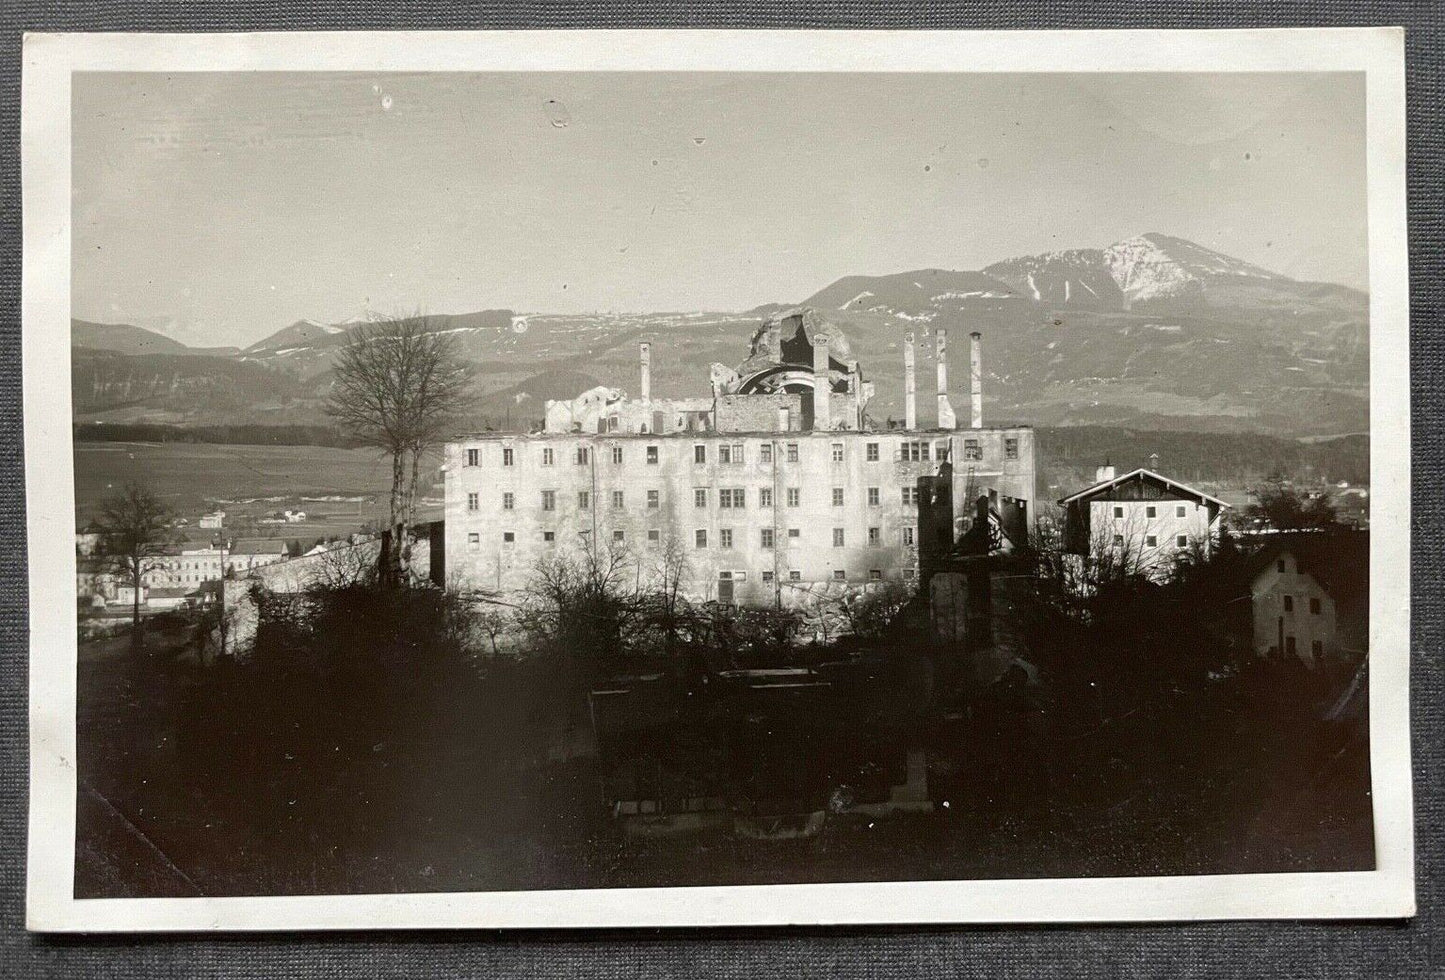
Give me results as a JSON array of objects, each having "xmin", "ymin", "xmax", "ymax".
[{"xmin": 444, "ymin": 307, "xmax": 1036, "ymax": 605}]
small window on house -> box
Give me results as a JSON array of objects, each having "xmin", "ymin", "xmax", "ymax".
[
  {"xmin": 575, "ymin": 447, "xmax": 590, "ymax": 465},
  {"xmin": 759, "ymin": 487, "xmax": 773, "ymax": 508},
  {"xmin": 787, "ymin": 488, "xmax": 800, "ymax": 507},
  {"xmin": 902, "ymin": 527, "xmax": 915, "ymax": 546},
  {"xmin": 694, "ymin": 445, "xmax": 707, "ymax": 464},
  {"xmin": 542, "ymin": 490, "xmax": 556, "ymax": 512},
  {"xmin": 647, "ymin": 490, "xmax": 659, "ymax": 509},
  {"xmin": 789, "ymin": 570, "xmax": 802, "ymax": 582},
  {"xmin": 902, "ymin": 487, "xmax": 920, "ymax": 506},
  {"xmin": 832, "ymin": 488, "xmax": 844, "ymax": 507},
  {"xmin": 786, "ymin": 443, "xmax": 799, "ymax": 462},
  {"xmin": 646, "ymin": 445, "xmax": 659, "ymax": 464},
  {"xmin": 869, "ymin": 569, "xmax": 882, "ymax": 582},
  {"xmin": 466, "ymin": 448, "xmax": 479, "ymax": 467},
  {"xmin": 719, "ymin": 529, "xmax": 733, "ymax": 549},
  {"xmin": 1113, "ymin": 506, "xmax": 1124, "ymax": 519},
  {"xmin": 611, "ymin": 446, "xmax": 623, "ymax": 464},
  {"xmin": 502, "ymin": 492, "xmax": 514, "ymax": 511},
  {"xmin": 578, "ymin": 491, "xmax": 591, "ymax": 510},
  {"xmin": 833, "ymin": 569, "xmax": 847, "ymax": 581},
  {"xmin": 964, "ymin": 439, "xmax": 982, "ymax": 461},
  {"xmin": 1004, "ymin": 438, "xmax": 1019, "ymax": 460},
  {"xmin": 1311, "ymin": 640, "xmax": 1324, "ymax": 659},
  {"xmin": 1113, "ymin": 534, "xmax": 1124, "ymax": 548},
  {"xmin": 647, "ymin": 529, "xmax": 660, "ymax": 544},
  {"xmin": 502, "ymin": 448, "xmax": 514, "ymax": 466},
  {"xmin": 719, "ymin": 444, "xmax": 732, "ymax": 464},
  {"xmin": 542, "ymin": 447, "xmax": 555, "ymax": 466},
  {"xmin": 788, "ymin": 528, "xmax": 801, "ymax": 539},
  {"xmin": 761, "ymin": 528, "xmax": 775, "ymax": 549},
  {"xmin": 868, "ymin": 487, "xmax": 880, "ymax": 506},
  {"xmin": 694, "ymin": 488, "xmax": 708, "ymax": 508},
  {"xmin": 1176, "ymin": 505, "xmax": 1187, "ymax": 518},
  {"xmin": 1176, "ymin": 534, "xmax": 1187, "ymax": 548},
  {"xmin": 543, "ymin": 531, "xmax": 556, "ymax": 543},
  {"xmin": 467, "ymin": 532, "xmax": 480, "ymax": 551},
  {"xmin": 502, "ymin": 532, "xmax": 515, "ymax": 545},
  {"xmin": 1285, "ymin": 635, "xmax": 1297, "ymax": 657},
  {"xmin": 832, "ymin": 443, "xmax": 845, "ymax": 462},
  {"xmin": 1146, "ymin": 505, "xmax": 1157, "ymax": 519},
  {"xmin": 868, "ymin": 527, "xmax": 881, "ymax": 546},
  {"xmin": 611, "ymin": 490, "xmax": 624, "ymax": 509},
  {"xmin": 902, "ymin": 567, "xmax": 917, "ymax": 581},
  {"xmin": 613, "ymin": 530, "xmax": 625, "ymax": 543},
  {"xmin": 833, "ymin": 528, "xmax": 845, "ymax": 547},
  {"xmin": 1145, "ymin": 535, "xmax": 1157, "ymax": 547},
  {"xmin": 467, "ymin": 492, "xmax": 479, "ymax": 512},
  {"xmin": 1283, "ymin": 595, "xmax": 1294, "ymax": 612},
  {"xmin": 762, "ymin": 570, "xmax": 775, "ymax": 583},
  {"xmin": 866, "ymin": 442, "xmax": 879, "ymax": 461},
  {"xmin": 1310, "ymin": 597, "xmax": 1321, "ymax": 615},
  {"xmin": 695, "ymin": 529, "xmax": 708, "ymax": 548},
  {"xmin": 1277, "ymin": 559, "xmax": 1287, "ymax": 573}
]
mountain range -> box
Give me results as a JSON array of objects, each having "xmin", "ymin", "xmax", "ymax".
[{"xmin": 71, "ymin": 234, "xmax": 1369, "ymax": 437}]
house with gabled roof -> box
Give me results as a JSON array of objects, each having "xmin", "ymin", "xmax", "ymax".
[
  {"xmin": 1058, "ymin": 464, "xmax": 1230, "ymax": 580},
  {"xmin": 1245, "ymin": 530, "xmax": 1368, "ymax": 666}
]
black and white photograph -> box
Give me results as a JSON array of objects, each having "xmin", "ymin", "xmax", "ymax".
[{"xmin": 22, "ymin": 29, "xmax": 1413, "ymax": 930}]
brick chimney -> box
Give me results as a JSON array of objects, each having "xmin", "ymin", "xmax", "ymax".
[
  {"xmin": 936, "ymin": 328, "xmax": 957, "ymax": 429},
  {"xmin": 812, "ymin": 333, "xmax": 831, "ymax": 431},
  {"xmin": 639, "ymin": 341, "xmax": 651, "ymax": 402},
  {"xmin": 969, "ymin": 331, "xmax": 983, "ymax": 429},
  {"xmin": 903, "ymin": 332, "xmax": 917, "ymax": 430}
]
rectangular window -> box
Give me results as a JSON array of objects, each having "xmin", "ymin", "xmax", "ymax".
[
  {"xmin": 787, "ymin": 488, "xmax": 800, "ymax": 507},
  {"xmin": 1277, "ymin": 558, "xmax": 1287, "ymax": 573},
  {"xmin": 833, "ymin": 528, "xmax": 845, "ymax": 547},
  {"xmin": 1113, "ymin": 506, "xmax": 1124, "ymax": 519},
  {"xmin": 761, "ymin": 528, "xmax": 775, "ymax": 549},
  {"xmin": 902, "ymin": 487, "xmax": 919, "ymax": 506},
  {"xmin": 695, "ymin": 529, "xmax": 708, "ymax": 549},
  {"xmin": 646, "ymin": 445, "xmax": 659, "ymax": 464},
  {"xmin": 1145, "ymin": 535, "xmax": 1158, "ymax": 547},
  {"xmin": 694, "ymin": 445, "xmax": 707, "ymax": 464},
  {"xmin": 695, "ymin": 488, "xmax": 708, "ymax": 508},
  {"xmin": 647, "ymin": 489, "xmax": 660, "ymax": 509},
  {"xmin": 1285, "ymin": 635, "xmax": 1297, "ymax": 657},
  {"xmin": 789, "ymin": 527, "xmax": 801, "ymax": 539},
  {"xmin": 832, "ymin": 488, "xmax": 845, "ymax": 507},
  {"xmin": 611, "ymin": 490, "xmax": 624, "ymax": 509},
  {"xmin": 542, "ymin": 447, "xmax": 554, "ymax": 466},
  {"xmin": 868, "ymin": 527, "xmax": 881, "ymax": 546},
  {"xmin": 502, "ymin": 492, "xmax": 514, "ymax": 511},
  {"xmin": 466, "ymin": 448, "xmax": 479, "ymax": 467},
  {"xmin": 759, "ymin": 487, "xmax": 773, "ymax": 508},
  {"xmin": 1176, "ymin": 505, "xmax": 1187, "ymax": 518},
  {"xmin": 719, "ymin": 529, "xmax": 733, "ymax": 549},
  {"xmin": 613, "ymin": 530, "xmax": 625, "ymax": 543},
  {"xmin": 1283, "ymin": 595, "xmax": 1294, "ymax": 612},
  {"xmin": 647, "ymin": 529, "xmax": 660, "ymax": 544},
  {"xmin": 762, "ymin": 570, "xmax": 775, "ymax": 583},
  {"xmin": 964, "ymin": 439, "xmax": 982, "ymax": 461},
  {"xmin": 901, "ymin": 441, "xmax": 931, "ymax": 462},
  {"xmin": 467, "ymin": 532, "xmax": 480, "ymax": 551},
  {"xmin": 789, "ymin": 570, "xmax": 802, "ymax": 582},
  {"xmin": 866, "ymin": 442, "xmax": 879, "ymax": 462},
  {"xmin": 832, "ymin": 443, "xmax": 844, "ymax": 462},
  {"xmin": 1310, "ymin": 597, "xmax": 1322, "ymax": 615},
  {"xmin": 1113, "ymin": 534, "xmax": 1124, "ymax": 548},
  {"xmin": 1311, "ymin": 640, "xmax": 1324, "ymax": 659},
  {"xmin": 719, "ymin": 444, "xmax": 732, "ymax": 464},
  {"xmin": 574, "ymin": 491, "xmax": 589, "ymax": 510},
  {"xmin": 833, "ymin": 570, "xmax": 847, "ymax": 581},
  {"xmin": 503, "ymin": 532, "xmax": 515, "ymax": 545},
  {"xmin": 1004, "ymin": 438, "xmax": 1019, "ymax": 460},
  {"xmin": 543, "ymin": 530, "xmax": 556, "ymax": 543},
  {"xmin": 759, "ymin": 443, "xmax": 773, "ymax": 464},
  {"xmin": 576, "ymin": 446, "xmax": 590, "ymax": 466},
  {"xmin": 611, "ymin": 446, "xmax": 623, "ymax": 464},
  {"xmin": 869, "ymin": 569, "xmax": 882, "ymax": 582},
  {"xmin": 867, "ymin": 487, "xmax": 880, "ymax": 506},
  {"xmin": 1176, "ymin": 534, "xmax": 1188, "ymax": 548},
  {"xmin": 1146, "ymin": 505, "xmax": 1157, "ymax": 519},
  {"xmin": 902, "ymin": 527, "xmax": 915, "ymax": 546},
  {"xmin": 502, "ymin": 447, "xmax": 515, "ymax": 467},
  {"xmin": 786, "ymin": 442, "xmax": 799, "ymax": 463},
  {"xmin": 467, "ymin": 492, "xmax": 479, "ymax": 512},
  {"xmin": 902, "ymin": 567, "xmax": 917, "ymax": 581}
]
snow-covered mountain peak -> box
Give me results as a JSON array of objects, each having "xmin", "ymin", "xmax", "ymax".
[{"xmin": 1104, "ymin": 233, "xmax": 1284, "ymax": 305}]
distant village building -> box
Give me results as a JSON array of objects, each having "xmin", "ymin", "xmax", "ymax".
[
  {"xmin": 75, "ymin": 536, "xmax": 289, "ymax": 605},
  {"xmin": 1058, "ymin": 465, "xmax": 1229, "ymax": 580},
  {"xmin": 444, "ymin": 308, "xmax": 1037, "ymax": 604},
  {"xmin": 1247, "ymin": 531, "xmax": 1368, "ymax": 666},
  {"xmin": 199, "ymin": 511, "xmax": 226, "ymax": 529}
]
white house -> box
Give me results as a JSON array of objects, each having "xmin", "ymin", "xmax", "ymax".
[
  {"xmin": 1248, "ymin": 531, "xmax": 1369, "ymax": 666},
  {"xmin": 1058, "ymin": 465, "xmax": 1229, "ymax": 580}
]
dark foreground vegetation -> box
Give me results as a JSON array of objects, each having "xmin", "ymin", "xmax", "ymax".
[{"xmin": 75, "ymin": 531, "xmax": 1372, "ymax": 898}]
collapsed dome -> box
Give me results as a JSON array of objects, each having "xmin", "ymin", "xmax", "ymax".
[{"xmin": 732, "ymin": 307, "xmax": 855, "ymax": 395}]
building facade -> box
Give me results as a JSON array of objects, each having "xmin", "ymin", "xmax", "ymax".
[
  {"xmin": 1247, "ymin": 531, "xmax": 1368, "ymax": 666},
  {"xmin": 444, "ymin": 308, "xmax": 1036, "ymax": 606}
]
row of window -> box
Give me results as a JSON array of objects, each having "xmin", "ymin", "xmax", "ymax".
[
  {"xmin": 1281, "ymin": 594, "xmax": 1324, "ymax": 615},
  {"xmin": 1113, "ymin": 533, "xmax": 1192, "ymax": 549},
  {"xmin": 467, "ymin": 486, "xmax": 928, "ymax": 512},
  {"xmin": 1283, "ymin": 636, "xmax": 1326, "ymax": 659},
  {"xmin": 465, "ymin": 525, "xmax": 919, "ymax": 550},
  {"xmin": 463, "ymin": 437, "xmax": 1020, "ymax": 468},
  {"xmin": 1111, "ymin": 504, "xmax": 1191, "ymax": 519}
]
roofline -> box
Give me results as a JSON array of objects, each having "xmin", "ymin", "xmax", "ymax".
[
  {"xmin": 1056, "ymin": 467, "xmax": 1232, "ymax": 508},
  {"xmin": 449, "ymin": 425, "xmax": 1035, "ymax": 442}
]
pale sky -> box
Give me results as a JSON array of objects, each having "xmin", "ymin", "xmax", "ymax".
[{"xmin": 72, "ymin": 71, "xmax": 1367, "ymax": 348}]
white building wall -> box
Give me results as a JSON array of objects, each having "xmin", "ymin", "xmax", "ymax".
[
  {"xmin": 1086, "ymin": 497, "xmax": 1217, "ymax": 579},
  {"xmin": 1251, "ymin": 553, "xmax": 1339, "ymax": 665}
]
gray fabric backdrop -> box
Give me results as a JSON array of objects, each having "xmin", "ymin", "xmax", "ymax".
[{"xmin": 1, "ymin": 3, "xmax": 1439, "ymax": 976}]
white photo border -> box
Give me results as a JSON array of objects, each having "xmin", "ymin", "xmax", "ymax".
[{"xmin": 22, "ymin": 27, "xmax": 1413, "ymax": 931}]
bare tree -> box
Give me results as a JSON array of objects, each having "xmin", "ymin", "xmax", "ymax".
[
  {"xmin": 95, "ymin": 483, "xmax": 173, "ymax": 652},
  {"xmin": 326, "ymin": 313, "xmax": 475, "ymax": 584}
]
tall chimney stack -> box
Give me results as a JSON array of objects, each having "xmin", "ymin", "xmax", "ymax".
[
  {"xmin": 936, "ymin": 329, "xmax": 957, "ymax": 430},
  {"xmin": 812, "ymin": 333, "xmax": 831, "ymax": 431},
  {"xmin": 639, "ymin": 342, "xmax": 652, "ymax": 402},
  {"xmin": 969, "ymin": 331, "xmax": 983, "ymax": 429},
  {"xmin": 903, "ymin": 332, "xmax": 917, "ymax": 430}
]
